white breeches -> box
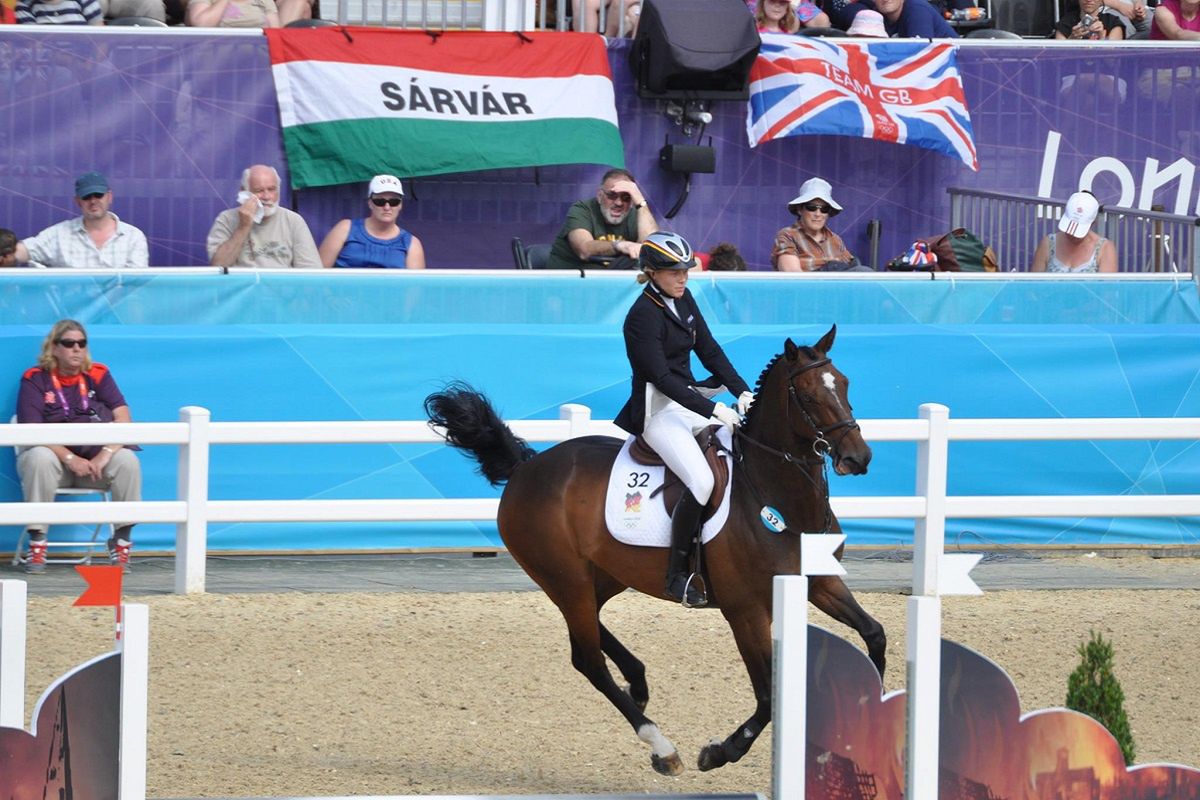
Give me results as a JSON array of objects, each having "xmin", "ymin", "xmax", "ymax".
[{"xmin": 642, "ymin": 400, "xmax": 714, "ymax": 504}]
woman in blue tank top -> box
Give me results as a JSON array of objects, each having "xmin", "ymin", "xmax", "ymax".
[{"xmin": 318, "ymin": 174, "xmax": 427, "ymax": 269}]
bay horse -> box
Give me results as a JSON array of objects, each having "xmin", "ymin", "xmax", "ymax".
[{"xmin": 424, "ymin": 325, "xmax": 885, "ymax": 775}]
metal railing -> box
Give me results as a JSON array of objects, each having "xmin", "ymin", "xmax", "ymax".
[
  {"xmin": 329, "ymin": 0, "xmax": 637, "ymax": 34},
  {"xmin": 948, "ymin": 186, "xmax": 1200, "ymax": 273}
]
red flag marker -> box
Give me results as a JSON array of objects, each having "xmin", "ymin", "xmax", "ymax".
[{"xmin": 74, "ymin": 565, "xmax": 123, "ymax": 607}]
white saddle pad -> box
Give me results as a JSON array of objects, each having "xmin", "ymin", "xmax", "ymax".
[{"xmin": 604, "ymin": 429, "xmax": 734, "ymax": 547}]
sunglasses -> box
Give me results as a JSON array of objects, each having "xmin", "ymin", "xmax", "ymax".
[
  {"xmin": 802, "ymin": 203, "xmax": 832, "ymax": 213},
  {"xmin": 603, "ymin": 190, "xmax": 633, "ymax": 203},
  {"xmin": 79, "ymin": 193, "xmax": 106, "ymax": 201},
  {"xmin": 56, "ymin": 338, "xmax": 87, "ymax": 349},
  {"xmin": 371, "ymin": 197, "xmax": 402, "ymax": 207}
]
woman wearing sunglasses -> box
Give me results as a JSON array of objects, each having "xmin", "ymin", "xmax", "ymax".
[
  {"xmin": 15, "ymin": 319, "xmax": 141, "ymax": 574},
  {"xmin": 772, "ymin": 177, "xmax": 865, "ymax": 272},
  {"xmin": 319, "ymin": 174, "xmax": 426, "ymax": 269}
]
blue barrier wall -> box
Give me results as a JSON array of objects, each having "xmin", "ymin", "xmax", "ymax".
[{"xmin": 2, "ymin": 273, "xmax": 1198, "ymax": 553}]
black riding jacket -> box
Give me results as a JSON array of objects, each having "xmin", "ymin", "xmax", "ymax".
[{"xmin": 614, "ymin": 283, "xmax": 750, "ymax": 435}]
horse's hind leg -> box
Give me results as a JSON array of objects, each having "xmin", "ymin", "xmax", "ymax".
[
  {"xmin": 552, "ymin": 589, "xmax": 683, "ymax": 775},
  {"xmin": 600, "ymin": 623, "xmax": 648, "ymax": 711},
  {"xmin": 810, "ymin": 574, "xmax": 887, "ymax": 677}
]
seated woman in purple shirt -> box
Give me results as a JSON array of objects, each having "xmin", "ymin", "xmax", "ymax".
[
  {"xmin": 318, "ymin": 174, "xmax": 427, "ymax": 270},
  {"xmin": 1150, "ymin": 0, "xmax": 1200, "ymax": 38}
]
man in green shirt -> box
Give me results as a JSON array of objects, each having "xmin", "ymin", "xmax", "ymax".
[{"xmin": 545, "ymin": 168, "xmax": 659, "ymax": 270}]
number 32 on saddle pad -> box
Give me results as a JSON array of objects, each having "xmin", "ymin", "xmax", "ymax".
[{"xmin": 603, "ymin": 429, "xmax": 735, "ymax": 547}]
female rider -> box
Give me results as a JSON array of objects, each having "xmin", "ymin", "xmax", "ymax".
[{"xmin": 613, "ymin": 231, "xmax": 754, "ymax": 607}]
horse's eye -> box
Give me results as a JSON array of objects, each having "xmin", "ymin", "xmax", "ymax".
[{"xmin": 800, "ymin": 393, "xmax": 815, "ymax": 403}]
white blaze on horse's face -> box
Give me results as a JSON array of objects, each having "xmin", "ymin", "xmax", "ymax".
[{"xmin": 821, "ymin": 370, "xmax": 836, "ymax": 394}]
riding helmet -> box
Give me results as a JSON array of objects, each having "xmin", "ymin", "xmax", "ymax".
[{"xmin": 638, "ymin": 231, "xmax": 694, "ymax": 272}]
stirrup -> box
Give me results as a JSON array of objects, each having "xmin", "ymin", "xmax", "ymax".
[
  {"xmin": 668, "ymin": 572, "xmax": 708, "ymax": 608},
  {"xmin": 681, "ymin": 573, "xmax": 708, "ymax": 608}
]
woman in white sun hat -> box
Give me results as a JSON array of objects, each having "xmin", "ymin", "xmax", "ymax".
[
  {"xmin": 319, "ymin": 174, "xmax": 426, "ymax": 269},
  {"xmin": 772, "ymin": 177, "xmax": 867, "ymax": 271},
  {"xmin": 1030, "ymin": 190, "xmax": 1117, "ymax": 273}
]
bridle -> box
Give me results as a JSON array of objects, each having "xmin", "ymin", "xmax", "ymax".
[
  {"xmin": 735, "ymin": 356, "xmax": 860, "ymax": 464},
  {"xmin": 730, "ymin": 354, "xmax": 860, "ymax": 536}
]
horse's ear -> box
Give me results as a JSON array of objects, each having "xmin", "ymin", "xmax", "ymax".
[
  {"xmin": 784, "ymin": 338, "xmax": 799, "ymax": 360},
  {"xmin": 815, "ymin": 324, "xmax": 837, "ymax": 354}
]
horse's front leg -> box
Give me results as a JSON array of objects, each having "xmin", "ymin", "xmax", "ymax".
[
  {"xmin": 809, "ymin": 573, "xmax": 887, "ymax": 677},
  {"xmin": 698, "ymin": 607, "xmax": 773, "ymax": 771}
]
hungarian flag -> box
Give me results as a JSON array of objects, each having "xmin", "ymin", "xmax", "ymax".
[
  {"xmin": 748, "ymin": 34, "xmax": 978, "ymax": 171},
  {"xmin": 265, "ymin": 28, "xmax": 626, "ymax": 189}
]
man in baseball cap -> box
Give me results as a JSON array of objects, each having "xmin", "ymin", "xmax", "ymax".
[{"xmin": 10, "ymin": 171, "xmax": 149, "ymax": 269}]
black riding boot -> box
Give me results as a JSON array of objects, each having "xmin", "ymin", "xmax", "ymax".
[{"xmin": 665, "ymin": 491, "xmax": 706, "ymax": 607}]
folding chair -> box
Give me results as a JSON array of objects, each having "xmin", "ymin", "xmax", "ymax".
[{"xmin": 8, "ymin": 415, "xmax": 113, "ymax": 567}]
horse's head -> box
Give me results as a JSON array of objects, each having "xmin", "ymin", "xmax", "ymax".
[{"xmin": 764, "ymin": 325, "xmax": 872, "ymax": 475}]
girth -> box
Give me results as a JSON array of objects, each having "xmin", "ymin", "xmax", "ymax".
[{"xmin": 629, "ymin": 425, "xmax": 730, "ymax": 522}]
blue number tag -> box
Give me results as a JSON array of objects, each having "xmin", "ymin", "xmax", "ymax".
[{"xmin": 759, "ymin": 506, "xmax": 786, "ymax": 534}]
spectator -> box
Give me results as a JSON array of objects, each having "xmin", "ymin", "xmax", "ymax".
[
  {"xmin": 100, "ymin": 0, "xmax": 167, "ymax": 23},
  {"xmin": 11, "ymin": 172, "xmax": 148, "ymax": 269},
  {"xmin": 871, "ymin": 0, "xmax": 959, "ymax": 37},
  {"xmin": 1101, "ymin": 0, "xmax": 1149, "ymax": 37},
  {"xmin": 755, "ymin": 0, "xmax": 831, "ymax": 32},
  {"xmin": 573, "ymin": 0, "xmax": 639, "ymax": 37},
  {"xmin": 1055, "ymin": 0, "xmax": 1125, "ymax": 38},
  {"xmin": 772, "ymin": 178, "xmax": 869, "ymax": 272},
  {"xmin": 1030, "ymin": 190, "xmax": 1118, "ymax": 273},
  {"xmin": 185, "ymin": 0, "xmax": 279, "ymax": 27},
  {"xmin": 545, "ymin": 168, "xmax": 658, "ymax": 270},
  {"xmin": 207, "ymin": 165, "xmax": 321, "ymax": 268},
  {"xmin": 1150, "ymin": 0, "xmax": 1200, "ymax": 38},
  {"xmin": 695, "ymin": 242, "xmax": 748, "ymax": 271},
  {"xmin": 824, "ymin": 0, "xmax": 873, "ymax": 30},
  {"xmin": 0, "ymin": 229, "xmax": 17, "ymax": 268},
  {"xmin": 318, "ymin": 174, "xmax": 426, "ymax": 269},
  {"xmin": 846, "ymin": 8, "xmax": 889, "ymax": 34},
  {"xmin": 15, "ymin": 320, "xmax": 141, "ymax": 574},
  {"xmin": 15, "ymin": 0, "xmax": 103, "ymax": 24}
]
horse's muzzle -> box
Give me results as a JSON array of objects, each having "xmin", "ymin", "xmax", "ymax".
[{"xmin": 834, "ymin": 447, "xmax": 871, "ymax": 476}]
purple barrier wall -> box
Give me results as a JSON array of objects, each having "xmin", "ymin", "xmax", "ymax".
[{"xmin": 1, "ymin": 32, "xmax": 1196, "ymax": 269}]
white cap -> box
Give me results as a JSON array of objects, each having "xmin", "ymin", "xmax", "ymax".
[
  {"xmin": 847, "ymin": 9, "xmax": 888, "ymax": 37},
  {"xmin": 1058, "ymin": 191, "xmax": 1099, "ymax": 237},
  {"xmin": 367, "ymin": 174, "xmax": 404, "ymax": 197},
  {"xmin": 787, "ymin": 177, "xmax": 842, "ymax": 216}
]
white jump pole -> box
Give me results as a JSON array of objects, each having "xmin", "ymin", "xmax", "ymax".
[
  {"xmin": 906, "ymin": 403, "xmax": 981, "ymax": 800},
  {"xmin": 773, "ymin": 533, "xmax": 847, "ymax": 800},
  {"xmin": 119, "ymin": 603, "xmax": 149, "ymax": 800},
  {"xmin": 0, "ymin": 580, "xmax": 28, "ymax": 729},
  {"xmin": 176, "ymin": 406, "xmax": 211, "ymax": 595}
]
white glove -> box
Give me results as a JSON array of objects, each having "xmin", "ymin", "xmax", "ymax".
[
  {"xmin": 735, "ymin": 391, "xmax": 755, "ymax": 417},
  {"xmin": 710, "ymin": 402, "xmax": 741, "ymax": 431}
]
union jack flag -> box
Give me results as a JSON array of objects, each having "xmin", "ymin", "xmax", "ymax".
[{"xmin": 747, "ymin": 35, "xmax": 978, "ymax": 171}]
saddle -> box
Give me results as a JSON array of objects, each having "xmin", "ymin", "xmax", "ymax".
[{"xmin": 628, "ymin": 425, "xmax": 730, "ymax": 522}]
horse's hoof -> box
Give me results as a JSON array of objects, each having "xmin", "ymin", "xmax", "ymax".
[
  {"xmin": 651, "ymin": 751, "xmax": 684, "ymax": 776},
  {"xmin": 698, "ymin": 741, "xmax": 729, "ymax": 772}
]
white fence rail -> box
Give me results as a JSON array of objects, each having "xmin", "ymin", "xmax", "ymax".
[{"xmin": 2, "ymin": 404, "xmax": 1198, "ymax": 594}]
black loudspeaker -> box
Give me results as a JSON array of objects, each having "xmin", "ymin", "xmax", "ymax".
[
  {"xmin": 659, "ymin": 144, "xmax": 716, "ymax": 174},
  {"xmin": 630, "ymin": 0, "xmax": 761, "ymax": 101}
]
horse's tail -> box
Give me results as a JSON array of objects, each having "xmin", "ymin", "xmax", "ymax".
[{"xmin": 424, "ymin": 382, "xmax": 537, "ymax": 487}]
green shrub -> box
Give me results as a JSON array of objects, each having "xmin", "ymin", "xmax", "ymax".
[{"xmin": 1065, "ymin": 630, "xmax": 1135, "ymax": 765}]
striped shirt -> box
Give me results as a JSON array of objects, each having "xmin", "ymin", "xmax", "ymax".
[
  {"xmin": 15, "ymin": 0, "xmax": 102, "ymax": 22},
  {"xmin": 22, "ymin": 214, "xmax": 149, "ymax": 268}
]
